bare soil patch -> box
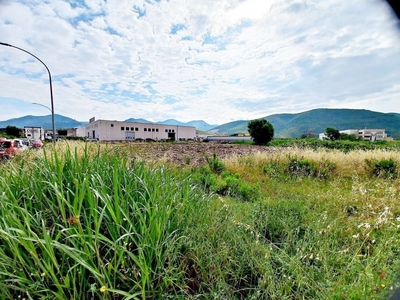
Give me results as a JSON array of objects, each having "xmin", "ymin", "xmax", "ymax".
[{"xmin": 123, "ymin": 142, "xmax": 277, "ymax": 167}]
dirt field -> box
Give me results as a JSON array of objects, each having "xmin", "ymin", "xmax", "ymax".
[{"xmin": 122, "ymin": 142, "xmax": 277, "ymax": 167}]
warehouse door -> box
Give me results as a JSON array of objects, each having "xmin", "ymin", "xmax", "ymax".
[
  {"xmin": 125, "ymin": 131, "xmax": 135, "ymax": 141},
  {"xmin": 167, "ymin": 132, "xmax": 175, "ymax": 141}
]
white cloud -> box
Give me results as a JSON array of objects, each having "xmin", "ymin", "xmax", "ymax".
[{"xmin": 0, "ymin": 0, "xmax": 399, "ymax": 125}]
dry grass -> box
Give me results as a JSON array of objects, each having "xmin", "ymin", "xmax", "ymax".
[{"xmin": 223, "ymin": 147, "xmax": 400, "ymax": 178}]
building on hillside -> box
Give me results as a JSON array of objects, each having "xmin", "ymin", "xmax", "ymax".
[
  {"xmin": 76, "ymin": 118, "xmax": 196, "ymax": 142},
  {"xmin": 319, "ymin": 129, "xmax": 390, "ymax": 141}
]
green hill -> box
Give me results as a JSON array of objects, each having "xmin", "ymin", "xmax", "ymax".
[{"xmin": 210, "ymin": 109, "xmax": 400, "ymax": 139}]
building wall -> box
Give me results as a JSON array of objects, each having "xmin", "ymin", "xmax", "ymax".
[
  {"xmin": 24, "ymin": 126, "xmax": 44, "ymax": 140},
  {"xmin": 340, "ymin": 129, "xmax": 387, "ymax": 141},
  {"xmin": 76, "ymin": 120, "xmax": 196, "ymax": 141},
  {"xmin": 319, "ymin": 129, "xmax": 389, "ymax": 141}
]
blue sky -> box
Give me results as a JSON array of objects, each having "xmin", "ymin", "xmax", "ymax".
[{"xmin": 0, "ymin": 0, "xmax": 399, "ymax": 125}]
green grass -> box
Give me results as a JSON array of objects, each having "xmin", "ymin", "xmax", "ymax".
[
  {"xmin": 0, "ymin": 144, "xmax": 207, "ymax": 299},
  {"xmin": 0, "ymin": 142, "xmax": 399, "ymax": 299}
]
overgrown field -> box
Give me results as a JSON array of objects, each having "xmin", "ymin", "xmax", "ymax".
[{"xmin": 0, "ymin": 141, "xmax": 399, "ymax": 299}]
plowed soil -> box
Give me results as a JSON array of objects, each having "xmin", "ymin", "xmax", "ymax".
[{"xmin": 124, "ymin": 142, "xmax": 277, "ymax": 167}]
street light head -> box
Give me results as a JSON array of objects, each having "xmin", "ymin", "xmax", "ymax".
[{"xmin": 0, "ymin": 42, "xmax": 11, "ymax": 47}]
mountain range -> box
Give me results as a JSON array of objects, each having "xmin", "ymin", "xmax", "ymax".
[
  {"xmin": 211, "ymin": 109, "xmax": 400, "ymax": 139},
  {"xmin": 1, "ymin": 108, "xmax": 399, "ymax": 139}
]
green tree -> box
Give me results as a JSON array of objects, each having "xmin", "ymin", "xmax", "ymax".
[
  {"xmin": 248, "ymin": 118, "xmax": 274, "ymax": 145},
  {"xmin": 5, "ymin": 125, "xmax": 21, "ymax": 138},
  {"xmin": 326, "ymin": 127, "xmax": 340, "ymax": 141},
  {"xmin": 339, "ymin": 133, "xmax": 358, "ymax": 141}
]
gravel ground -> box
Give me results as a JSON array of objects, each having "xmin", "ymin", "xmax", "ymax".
[{"xmin": 122, "ymin": 142, "xmax": 277, "ymax": 167}]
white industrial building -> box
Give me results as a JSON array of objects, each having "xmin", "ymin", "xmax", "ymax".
[
  {"xmin": 339, "ymin": 129, "xmax": 388, "ymax": 141},
  {"xmin": 319, "ymin": 129, "xmax": 390, "ymax": 141},
  {"xmin": 76, "ymin": 118, "xmax": 197, "ymax": 142}
]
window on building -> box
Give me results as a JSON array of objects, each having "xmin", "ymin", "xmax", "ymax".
[
  {"xmin": 156, "ymin": 129, "xmax": 159, "ymax": 132},
  {"xmin": 135, "ymin": 127, "xmax": 138, "ymax": 131},
  {"xmin": 165, "ymin": 129, "xmax": 168, "ymax": 132},
  {"xmin": 144, "ymin": 128, "xmax": 147, "ymax": 132},
  {"xmin": 148, "ymin": 128, "xmax": 151, "ymax": 131},
  {"xmin": 152, "ymin": 128, "xmax": 155, "ymax": 132},
  {"xmin": 130, "ymin": 127, "xmax": 134, "ymax": 131},
  {"xmin": 126, "ymin": 127, "xmax": 129, "ymax": 130},
  {"xmin": 121, "ymin": 127, "xmax": 124, "ymax": 130},
  {"xmin": 172, "ymin": 130, "xmax": 175, "ymax": 133},
  {"xmin": 111, "ymin": 124, "xmax": 114, "ymax": 127}
]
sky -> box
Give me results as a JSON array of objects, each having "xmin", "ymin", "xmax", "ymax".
[{"xmin": 0, "ymin": 0, "xmax": 400, "ymax": 125}]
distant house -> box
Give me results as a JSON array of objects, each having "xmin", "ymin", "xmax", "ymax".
[
  {"xmin": 340, "ymin": 129, "xmax": 389, "ymax": 141},
  {"xmin": 319, "ymin": 129, "xmax": 391, "ymax": 141},
  {"xmin": 76, "ymin": 118, "xmax": 196, "ymax": 142}
]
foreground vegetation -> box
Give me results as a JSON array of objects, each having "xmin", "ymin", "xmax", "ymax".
[{"xmin": 0, "ymin": 141, "xmax": 399, "ymax": 299}]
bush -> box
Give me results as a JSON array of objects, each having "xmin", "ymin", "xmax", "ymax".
[
  {"xmin": 222, "ymin": 172, "xmax": 260, "ymax": 202},
  {"xmin": 288, "ymin": 156, "xmax": 317, "ymax": 177},
  {"xmin": 192, "ymin": 165, "xmax": 260, "ymax": 202},
  {"xmin": 365, "ymin": 158, "xmax": 397, "ymax": 178},
  {"xmin": 205, "ymin": 152, "xmax": 226, "ymax": 174},
  {"xmin": 287, "ymin": 156, "xmax": 336, "ymax": 179}
]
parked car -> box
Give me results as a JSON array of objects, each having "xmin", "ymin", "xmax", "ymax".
[
  {"xmin": 0, "ymin": 140, "xmax": 20, "ymax": 159},
  {"xmin": 13, "ymin": 139, "xmax": 29, "ymax": 151},
  {"xmin": 31, "ymin": 139, "xmax": 44, "ymax": 148}
]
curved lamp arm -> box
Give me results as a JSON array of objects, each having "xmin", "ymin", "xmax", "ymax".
[{"xmin": 0, "ymin": 42, "xmax": 56, "ymax": 144}]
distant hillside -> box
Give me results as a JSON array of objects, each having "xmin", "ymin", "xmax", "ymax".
[
  {"xmin": 0, "ymin": 115, "xmax": 217, "ymax": 131},
  {"xmin": 2, "ymin": 109, "xmax": 399, "ymax": 138},
  {"xmin": 211, "ymin": 109, "xmax": 400, "ymax": 139},
  {"xmin": 0, "ymin": 115, "xmax": 84, "ymax": 130},
  {"xmin": 124, "ymin": 118, "xmax": 152, "ymax": 124}
]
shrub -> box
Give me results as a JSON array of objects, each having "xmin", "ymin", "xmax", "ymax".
[
  {"xmin": 365, "ymin": 158, "xmax": 397, "ymax": 178},
  {"xmin": 222, "ymin": 172, "xmax": 260, "ymax": 202},
  {"xmin": 287, "ymin": 156, "xmax": 336, "ymax": 179},
  {"xmin": 288, "ymin": 156, "xmax": 317, "ymax": 177},
  {"xmin": 316, "ymin": 159, "xmax": 337, "ymax": 179},
  {"xmin": 205, "ymin": 152, "xmax": 226, "ymax": 174}
]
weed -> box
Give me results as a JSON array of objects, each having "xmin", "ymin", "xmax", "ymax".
[
  {"xmin": 184, "ymin": 156, "xmax": 191, "ymax": 165},
  {"xmin": 365, "ymin": 158, "xmax": 397, "ymax": 178},
  {"xmin": 205, "ymin": 152, "xmax": 226, "ymax": 174},
  {"xmin": 288, "ymin": 156, "xmax": 317, "ymax": 177}
]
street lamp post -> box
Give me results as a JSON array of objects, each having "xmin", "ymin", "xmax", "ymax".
[
  {"xmin": 32, "ymin": 102, "xmax": 52, "ymax": 113},
  {"xmin": 0, "ymin": 42, "xmax": 56, "ymax": 144},
  {"xmin": 32, "ymin": 102, "xmax": 55, "ymax": 141}
]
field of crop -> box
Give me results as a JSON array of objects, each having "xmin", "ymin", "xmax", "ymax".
[{"xmin": 0, "ymin": 140, "xmax": 399, "ymax": 299}]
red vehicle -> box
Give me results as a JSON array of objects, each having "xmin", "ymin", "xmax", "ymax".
[
  {"xmin": 31, "ymin": 139, "xmax": 44, "ymax": 148},
  {"xmin": 0, "ymin": 140, "xmax": 20, "ymax": 159}
]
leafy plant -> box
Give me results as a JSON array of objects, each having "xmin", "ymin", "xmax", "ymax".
[
  {"xmin": 205, "ymin": 152, "xmax": 226, "ymax": 174},
  {"xmin": 288, "ymin": 156, "xmax": 317, "ymax": 177},
  {"xmin": 365, "ymin": 158, "xmax": 397, "ymax": 178}
]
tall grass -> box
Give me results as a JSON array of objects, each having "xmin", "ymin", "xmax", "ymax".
[
  {"xmin": 0, "ymin": 143, "xmax": 206, "ymax": 299},
  {"xmin": 1, "ymin": 142, "xmax": 400, "ymax": 299},
  {"xmin": 187, "ymin": 147, "xmax": 400, "ymax": 299}
]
